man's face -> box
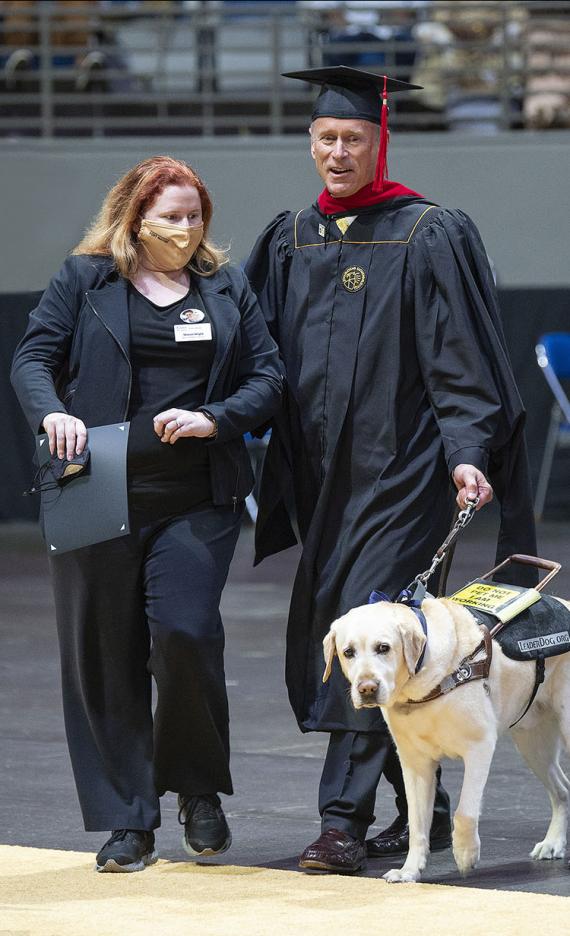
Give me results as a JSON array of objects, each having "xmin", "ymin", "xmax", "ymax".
[{"xmin": 310, "ymin": 117, "xmax": 379, "ymax": 198}]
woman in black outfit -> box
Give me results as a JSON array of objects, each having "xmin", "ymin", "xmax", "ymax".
[{"xmin": 11, "ymin": 156, "xmax": 282, "ymax": 872}]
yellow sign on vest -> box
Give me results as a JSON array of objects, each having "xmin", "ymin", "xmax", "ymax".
[{"xmin": 449, "ymin": 581, "xmax": 542, "ymax": 623}]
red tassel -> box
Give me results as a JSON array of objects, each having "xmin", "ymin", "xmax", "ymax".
[{"xmin": 373, "ymin": 75, "xmax": 389, "ymax": 194}]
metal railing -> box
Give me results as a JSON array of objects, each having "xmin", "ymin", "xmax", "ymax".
[{"xmin": 1, "ymin": 0, "xmax": 569, "ymax": 138}]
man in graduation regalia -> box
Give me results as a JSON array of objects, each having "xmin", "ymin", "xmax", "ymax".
[{"xmin": 245, "ymin": 66, "xmax": 537, "ymax": 874}]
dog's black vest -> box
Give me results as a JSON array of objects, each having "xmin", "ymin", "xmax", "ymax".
[{"xmin": 469, "ymin": 595, "xmax": 570, "ymax": 661}]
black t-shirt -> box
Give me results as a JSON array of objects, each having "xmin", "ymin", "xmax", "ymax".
[{"xmin": 126, "ymin": 283, "xmax": 216, "ymax": 518}]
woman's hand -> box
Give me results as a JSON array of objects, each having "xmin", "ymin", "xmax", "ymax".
[
  {"xmin": 153, "ymin": 408, "xmax": 216, "ymax": 444},
  {"xmin": 452, "ymin": 463, "xmax": 493, "ymax": 510},
  {"xmin": 42, "ymin": 412, "xmax": 87, "ymax": 459}
]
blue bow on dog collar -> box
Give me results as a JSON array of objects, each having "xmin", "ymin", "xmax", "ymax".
[
  {"xmin": 368, "ymin": 585, "xmax": 428, "ymax": 674},
  {"xmin": 368, "ymin": 589, "xmax": 391, "ymax": 604}
]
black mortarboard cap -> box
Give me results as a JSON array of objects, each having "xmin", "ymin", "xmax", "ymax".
[
  {"xmin": 282, "ymin": 66, "xmax": 423, "ymax": 193},
  {"xmin": 282, "ymin": 66, "xmax": 422, "ymax": 124}
]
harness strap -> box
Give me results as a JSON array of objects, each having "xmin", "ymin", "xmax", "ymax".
[
  {"xmin": 407, "ymin": 625, "xmax": 492, "ymax": 705},
  {"xmin": 410, "ymin": 604, "xmax": 428, "ymax": 674},
  {"xmin": 509, "ymin": 655, "xmax": 546, "ymax": 728},
  {"xmin": 490, "ymin": 610, "xmax": 547, "ymax": 728}
]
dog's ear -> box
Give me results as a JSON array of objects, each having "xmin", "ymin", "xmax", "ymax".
[
  {"xmin": 322, "ymin": 625, "xmax": 338, "ymax": 683},
  {"xmin": 398, "ymin": 618, "xmax": 427, "ymax": 676}
]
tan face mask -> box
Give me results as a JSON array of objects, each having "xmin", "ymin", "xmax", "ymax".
[{"xmin": 137, "ymin": 218, "xmax": 204, "ymax": 272}]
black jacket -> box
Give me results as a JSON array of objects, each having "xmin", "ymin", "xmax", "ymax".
[{"xmin": 11, "ymin": 254, "xmax": 282, "ymax": 506}]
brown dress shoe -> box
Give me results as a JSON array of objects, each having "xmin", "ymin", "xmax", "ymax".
[{"xmin": 299, "ymin": 828, "xmax": 367, "ymax": 873}]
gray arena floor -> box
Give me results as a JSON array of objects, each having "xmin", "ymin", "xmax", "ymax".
[{"xmin": 1, "ymin": 516, "xmax": 569, "ymax": 896}]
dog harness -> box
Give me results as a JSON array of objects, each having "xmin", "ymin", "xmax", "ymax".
[
  {"xmin": 368, "ymin": 584, "xmax": 549, "ymax": 725},
  {"xmin": 368, "ymin": 584, "xmax": 494, "ymax": 705},
  {"xmin": 406, "ymin": 626, "xmax": 493, "ymax": 705},
  {"xmin": 468, "ymin": 596, "xmax": 570, "ymax": 726},
  {"xmin": 368, "ymin": 556, "xmax": 564, "ymax": 725},
  {"xmin": 400, "ymin": 597, "xmax": 569, "ymax": 727}
]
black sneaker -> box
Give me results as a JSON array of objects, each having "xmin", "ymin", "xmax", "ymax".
[
  {"xmin": 178, "ymin": 794, "xmax": 232, "ymax": 858},
  {"xmin": 95, "ymin": 829, "xmax": 158, "ymax": 873}
]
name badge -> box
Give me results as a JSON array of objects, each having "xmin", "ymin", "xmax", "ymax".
[{"xmin": 174, "ymin": 323, "xmax": 212, "ymax": 342}]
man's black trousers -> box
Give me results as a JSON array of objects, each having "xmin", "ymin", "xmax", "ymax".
[
  {"xmin": 49, "ymin": 504, "xmax": 242, "ymax": 832},
  {"xmin": 320, "ymin": 731, "xmax": 450, "ymax": 841}
]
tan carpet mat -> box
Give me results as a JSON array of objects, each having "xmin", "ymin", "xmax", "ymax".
[{"xmin": 1, "ymin": 845, "xmax": 569, "ymax": 936}]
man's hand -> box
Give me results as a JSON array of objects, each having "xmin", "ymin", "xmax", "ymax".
[
  {"xmin": 153, "ymin": 408, "xmax": 216, "ymax": 444},
  {"xmin": 42, "ymin": 412, "xmax": 87, "ymax": 459},
  {"xmin": 452, "ymin": 463, "xmax": 493, "ymax": 511}
]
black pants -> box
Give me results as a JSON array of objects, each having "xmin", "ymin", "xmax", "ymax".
[
  {"xmin": 49, "ymin": 504, "xmax": 242, "ymax": 832},
  {"xmin": 320, "ymin": 731, "xmax": 450, "ymax": 841}
]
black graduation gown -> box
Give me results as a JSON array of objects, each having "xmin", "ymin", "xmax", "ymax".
[{"xmin": 245, "ymin": 196, "xmax": 537, "ymax": 734}]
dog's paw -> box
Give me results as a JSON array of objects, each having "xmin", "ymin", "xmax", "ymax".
[
  {"xmin": 452, "ymin": 816, "xmax": 480, "ymax": 875},
  {"xmin": 383, "ymin": 868, "xmax": 421, "ymax": 884},
  {"xmin": 530, "ymin": 839, "xmax": 565, "ymax": 860},
  {"xmin": 453, "ymin": 840, "xmax": 479, "ymax": 875}
]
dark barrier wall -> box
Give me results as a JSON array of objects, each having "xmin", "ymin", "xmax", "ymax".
[
  {"xmin": 4, "ymin": 134, "xmax": 570, "ymax": 292},
  {"xmin": 2, "ymin": 289, "xmax": 568, "ymax": 523},
  {"xmin": 498, "ymin": 289, "xmax": 569, "ymax": 517},
  {"xmin": 500, "ymin": 289, "xmax": 568, "ymax": 478}
]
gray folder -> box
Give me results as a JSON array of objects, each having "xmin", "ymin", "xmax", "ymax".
[{"xmin": 36, "ymin": 422, "xmax": 130, "ymax": 554}]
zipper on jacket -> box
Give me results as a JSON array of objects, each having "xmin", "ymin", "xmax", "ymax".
[
  {"xmin": 85, "ymin": 293, "xmax": 132, "ymax": 420},
  {"xmin": 232, "ymin": 463, "xmax": 241, "ymax": 512}
]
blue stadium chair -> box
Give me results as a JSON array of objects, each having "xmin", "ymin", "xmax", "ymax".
[{"xmin": 534, "ymin": 332, "xmax": 570, "ymax": 519}]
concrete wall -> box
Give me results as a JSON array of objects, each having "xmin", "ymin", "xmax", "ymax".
[{"xmin": 2, "ymin": 130, "xmax": 570, "ymax": 292}]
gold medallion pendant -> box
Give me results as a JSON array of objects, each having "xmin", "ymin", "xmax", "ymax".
[{"xmin": 341, "ymin": 266, "xmax": 366, "ymax": 292}]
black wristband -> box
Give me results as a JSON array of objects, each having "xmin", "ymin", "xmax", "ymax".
[{"xmin": 201, "ymin": 409, "xmax": 218, "ymax": 439}]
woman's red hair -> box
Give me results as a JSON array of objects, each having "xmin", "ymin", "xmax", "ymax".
[{"xmin": 73, "ymin": 155, "xmax": 226, "ymax": 277}]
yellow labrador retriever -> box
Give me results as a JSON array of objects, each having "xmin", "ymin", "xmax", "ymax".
[{"xmin": 323, "ymin": 596, "xmax": 570, "ymax": 882}]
